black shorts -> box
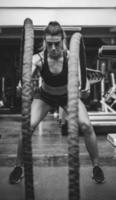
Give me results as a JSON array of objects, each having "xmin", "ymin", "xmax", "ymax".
[{"xmin": 33, "ymin": 87, "xmax": 67, "ymax": 108}]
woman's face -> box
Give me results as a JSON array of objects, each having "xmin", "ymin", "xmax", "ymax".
[{"xmin": 45, "ymin": 34, "xmax": 63, "ymax": 59}]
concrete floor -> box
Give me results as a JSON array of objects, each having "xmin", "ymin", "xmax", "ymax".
[
  {"xmin": 0, "ymin": 166, "xmax": 116, "ymax": 200},
  {"xmin": 0, "ymin": 114, "xmax": 116, "ymax": 200}
]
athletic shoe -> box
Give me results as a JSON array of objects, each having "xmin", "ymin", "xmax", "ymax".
[
  {"xmin": 92, "ymin": 166, "xmax": 105, "ymax": 183},
  {"xmin": 9, "ymin": 166, "xmax": 23, "ymax": 184}
]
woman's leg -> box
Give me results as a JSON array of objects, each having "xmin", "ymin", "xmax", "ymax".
[
  {"xmin": 78, "ymin": 99, "xmax": 99, "ymax": 166},
  {"xmin": 9, "ymin": 99, "xmax": 52, "ymax": 184},
  {"xmin": 63, "ymin": 101, "xmax": 104, "ymax": 183},
  {"xmin": 63, "ymin": 101, "xmax": 99, "ymax": 166},
  {"xmin": 15, "ymin": 99, "xmax": 52, "ymax": 166},
  {"xmin": 59, "ymin": 107, "xmax": 68, "ymax": 136}
]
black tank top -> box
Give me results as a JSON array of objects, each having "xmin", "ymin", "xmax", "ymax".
[
  {"xmin": 40, "ymin": 43, "xmax": 87, "ymax": 90},
  {"xmin": 40, "ymin": 50, "xmax": 68, "ymax": 87}
]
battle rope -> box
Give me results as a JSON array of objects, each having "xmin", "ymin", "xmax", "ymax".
[
  {"xmin": 68, "ymin": 33, "xmax": 82, "ymax": 200},
  {"xmin": 22, "ymin": 18, "xmax": 35, "ymax": 200}
]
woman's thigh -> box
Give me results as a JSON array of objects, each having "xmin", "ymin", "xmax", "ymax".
[
  {"xmin": 63, "ymin": 99, "xmax": 90, "ymax": 124},
  {"xmin": 78, "ymin": 99, "xmax": 91, "ymax": 125},
  {"xmin": 31, "ymin": 99, "xmax": 52, "ymax": 128}
]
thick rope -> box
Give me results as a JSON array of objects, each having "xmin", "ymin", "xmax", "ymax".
[
  {"xmin": 22, "ymin": 18, "xmax": 34, "ymax": 200},
  {"xmin": 68, "ymin": 33, "xmax": 81, "ymax": 200}
]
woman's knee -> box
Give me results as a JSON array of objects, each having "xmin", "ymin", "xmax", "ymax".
[
  {"xmin": 31, "ymin": 119, "xmax": 39, "ymax": 132},
  {"xmin": 80, "ymin": 122, "xmax": 93, "ymax": 135}
]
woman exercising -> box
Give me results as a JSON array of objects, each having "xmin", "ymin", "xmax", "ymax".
[{"xmin": 9, "ymin": 21, "xmax": 104, "ymax": 184}]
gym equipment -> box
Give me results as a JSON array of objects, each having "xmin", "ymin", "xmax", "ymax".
[
  {"xmin": 98, "ymin": 44, "xmax": 116, "ymax": 114},
  {"xmin": 87, "ymin": 68, "xmax": 103, "ymax": 85},
  {"xmin": 107, "ymin": 133, "xmax": 116, "ymax": 147},
  {"xmin": 101, "ymin": 73, "xmax": 116, "ymax": 113},
  {"xmin": 68, "ymin": 32, "xmax": 81, "ymax": 200},
  {"xmin": 22, "ymin": 18, "xmax": 34, "ymax": 200},
  {"xmin": 99, "ymin": 45, "xmax": 116, "ymax": 58}
]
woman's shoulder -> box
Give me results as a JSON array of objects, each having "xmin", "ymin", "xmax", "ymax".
[{"xmin": 32, "ymin": 51, "xmax": 44, "ymax": 67}]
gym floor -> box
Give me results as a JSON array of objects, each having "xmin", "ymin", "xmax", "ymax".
[{"xmin": 0, "ymin": 114, "xmax": 116, "ymax": 200}]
